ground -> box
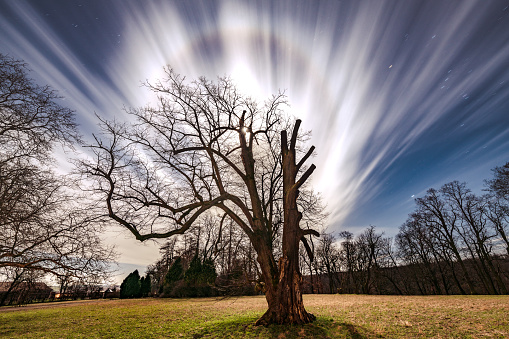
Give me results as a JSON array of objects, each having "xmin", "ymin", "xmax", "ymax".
[{"xmin": 1, "ymin": 294, "xmax": 508, "ymax": 338}]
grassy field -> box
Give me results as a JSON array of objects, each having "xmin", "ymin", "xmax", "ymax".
[{"xmin": 1, "ymin": 294, "xmax": 508, "ymax": 338}]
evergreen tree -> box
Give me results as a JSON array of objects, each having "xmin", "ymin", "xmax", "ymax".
[
  {"xmin": 141, "ymin": 275, "xmax": 151, "ymax": 297},
  {"xmin": 120, "ymin": 270, "xmax": 141, "ymax": 298},
  {"xmin": 161, "ymin": 255, "xmax": 218, "ymax": 297},
  {"xmin": 201, "ymin": 258, "xmax": 217, "ymax": 285},
  {"xmin": 184, "ymin": 255, "xmax": 202, "ymax": 284},
  {"xmin": 182, "ymin": 255, "xmax": 217, "ymax": 297},
  {"xmin": 163, "ymin": 257, "xmax": 184, "ymax": 296}
]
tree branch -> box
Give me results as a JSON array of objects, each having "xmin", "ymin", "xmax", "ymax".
[
  {"xmin": 294, "ymin": 164, "xmax": 316, "ymax": 190},
  {"xmin": 302, "ymin": 229, "xmax": 320, "ymax": 237},
  {"xmin": 290, "ymin": 119, "xmax": 301, "ymax": 151},
  {"xmin": 297, "ymin": 146, "xmax": 315, "ymax": 171},
  {"xmin": 300, "ymin": 236, "xmax": 314, "ymax": 262}
]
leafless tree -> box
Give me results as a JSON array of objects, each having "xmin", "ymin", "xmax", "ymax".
[
  {"xmin": 0, "ymin": 54, "xmax": 116, "ymax": 293},
  {"xmin": 485, "ymin": 163, "xmax": 509, "ymax": 256},
  {"xmin": 0, "ymin": 54, "xmax": 78, "ymax": 164},
  {"xmin": 314, "ymin": 232, "xmax": 341, "ymax": 293},
  {"xmin": 486, "ymin": 196, "xmax": 509, "ymax": 256},
  {"xmin": 414, "ymin": 187, "xmax": 478, "ymax": 294},
  {"xmin": 0, "ymin": 267, "xmax": 48, "ymax": 305},
  {"xmin": 338, "ymin": 231, "xmax": 358, "ymax": 293},
  {"xmin": 354, "ymin": 226, "xmax": 387, "ymax": 294},
  {"xmin": 397, "ymin": 215, "xmax": 450, "ymax": 294},
  {"xmin": 442, "ymin": 181, "xmax": 507, "ymax": 294},
  {"xmin": 376, "ymin": 236, "xmax": 404, "ymax": 295},
  {"xmin": 0, "ymin": 168, "xmax": 116, "ymax": 282},
  {"xmin": 394, "ymin": 178, "xmax": 509, "ymax": 295},
  {"xmin": 79, "ymin": 68, "xmax": 323, "ymax": 325},
  {"xmin": 486, "ymin": 162, "xmax": 509, "ymax": 201}
]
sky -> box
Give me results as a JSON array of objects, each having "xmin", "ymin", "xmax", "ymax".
[{"xmin": 1, "ymin": 0, "xmax": 509, "ymax": 282}]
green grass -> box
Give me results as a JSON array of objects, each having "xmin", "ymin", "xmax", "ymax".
[{"xmin": 1, "ymin": 294, "xmax": 508, "ymax": 338}]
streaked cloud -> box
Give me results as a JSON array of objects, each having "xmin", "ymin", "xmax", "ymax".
[{"xmin": 1, "ymin": 0, "xmax": 508, "ymax": 244}]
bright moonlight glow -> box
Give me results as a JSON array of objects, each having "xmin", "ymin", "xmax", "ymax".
[{"xmin": 230, "ymin": 62, "xmax": 267, "ymax": 102}]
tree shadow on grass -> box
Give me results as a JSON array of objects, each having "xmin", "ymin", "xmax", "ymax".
[{"xmin": 191, "ymin": 316, "xmax": 380, "ymax": 338}]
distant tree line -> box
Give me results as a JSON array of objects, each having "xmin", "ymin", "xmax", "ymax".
[
  {"xmin": 141, "ymin": 162, "xmax": 509, "ymax": 296},
  {"xmin": 0, "ymin": 280, "xmax": 53, "ymax": 305},
  {"xmin": 300, "ymin": 163, "xmax": 509, "ymax": 295}
]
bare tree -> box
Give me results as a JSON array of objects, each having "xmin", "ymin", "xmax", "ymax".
[
  {"xmin": 485, "ymin": 163, "xmax": 509, "ymax": 256},
  {"xmin": 414, "ymin": 188, "xmax": 478, "ymax": 294},
  {"xmin": 0, "ymin": 54, "xmax": 78, "ymax": 164},
  {"xmin": 0, "ymin": 54, "xmax": 116, "ymax": 292},
  {"xmin": 0, "ymin": 267, "xmax": 48, "ymax": 305},
  {"xmin": 79, "ymin": 69, "xmax": 323, "ymax": 325},
  {"xmin": 338, "ymin": 231, "xmax": 358, "ymax": 293},
  {"xmin": 486, "ymin": 162, "xmax": 509, "ymax": 201},
  {"xmin": 377, "ymin": 236, "xmax": 404, "ymax": 295},
  {"xmin": 394, "ymin": 178, "xmax": 509, "ymax": 295},
  {"xmin": 314, "ymin": 232, "xmax": 341, "ymax": 293},
  {"xmin": 0, "ymin": 169, "xmax": 116, "ymax": 282},
  {"xmin": 486, "ymin": 197, "xmax": 509, "ymax": 256},
  {"xmin": 355, "ymin": 226, "xmax": 386, "ymax": 294},
  {"xmin": 397, "ymin": 215, "xmax": 449, "ymax": 294},
  {"xmin": 442, "ymin": 181, "xmax": 507, "ymax": 294}
]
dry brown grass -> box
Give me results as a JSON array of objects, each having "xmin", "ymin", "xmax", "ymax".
[
  {"xmin": 1, "ymin": 294, "xmax": 508, "ymax": 338},
  {"xmin": 304, "ymin": 294, "xmax": 509, "ymax": 337}
]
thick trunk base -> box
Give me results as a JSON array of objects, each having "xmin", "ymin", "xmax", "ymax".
[
  {"xmin": 255, "ymin": 257, "xmax": 316, "ymax": 326},
  {"xmin": 255, "ymin": 306, "xmax": 316, "ymax": 326}
]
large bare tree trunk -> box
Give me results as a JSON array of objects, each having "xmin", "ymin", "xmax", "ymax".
[{"xmin": 255, "ymin": 120, "xmax": 317, "ymax": 326}]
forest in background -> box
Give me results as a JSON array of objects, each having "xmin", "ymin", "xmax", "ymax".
[{"xmin": 143, "ymin": 162, "xmax": 509, "ymax": 297}]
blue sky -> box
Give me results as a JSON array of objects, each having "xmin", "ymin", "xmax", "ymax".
[{"xmin": 1, "ymin": 0, "xmax": 509, "ymax": 281}]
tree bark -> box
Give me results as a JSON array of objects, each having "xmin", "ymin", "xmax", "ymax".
[{"xmin": 255, "ymin": 120, "xmax": 317, "ymax": 326}]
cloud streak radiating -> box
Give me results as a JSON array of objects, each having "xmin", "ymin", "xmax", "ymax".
[{"xmin": 1, "ymin": 0, "xmax": 508, "ymax": 238}]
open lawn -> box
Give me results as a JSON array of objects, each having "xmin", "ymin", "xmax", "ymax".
[{"xmin": 1, "ymin": 294, "xmax": 508, "ymax": 338}]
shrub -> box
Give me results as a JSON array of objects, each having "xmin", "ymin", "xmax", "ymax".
[{"xmin": 163, "ymin": 255, "xmax": 218, "ymax": 298}]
